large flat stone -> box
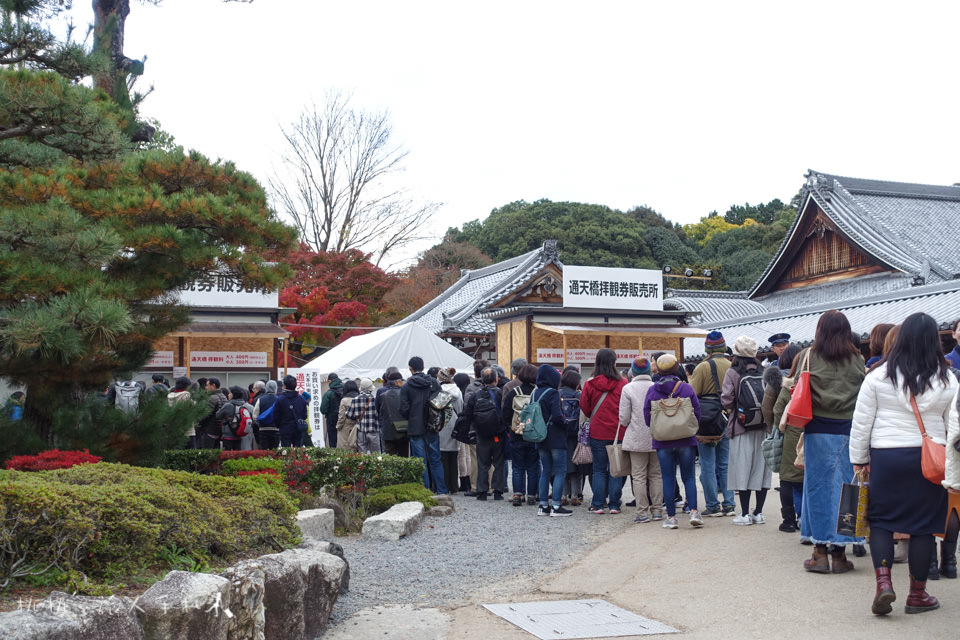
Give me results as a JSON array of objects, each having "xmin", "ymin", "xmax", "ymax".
[
  {"xmin": 135, "ymin": 571, "xmax": 232, "ymax": 640},
  {"xmin": 297, "ymin": 508, "xmax": 335, "ymax": 540},
  {"xmin": 361, "ymin": 501, "xmax": 424, "ymax": 541},
  {"xmin": 0, "ymin": 593, "xmax": 143, "ymax": 640}
]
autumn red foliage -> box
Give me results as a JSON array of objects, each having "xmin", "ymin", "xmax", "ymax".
[{"xmin": 5, "ymin": 449, "xmax": 102, "ymax": 471}]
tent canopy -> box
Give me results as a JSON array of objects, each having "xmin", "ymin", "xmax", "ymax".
[{"xmin": 299, "ymin": 322, "xmax": 475, "ymax": 380}]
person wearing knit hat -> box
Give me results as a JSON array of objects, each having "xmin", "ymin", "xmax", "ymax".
[
  {"xmin": 656, "ymin": 353, "xmax": 679, "ymax": 375},
  {"xmin": 620, "ymin": 354, "xmax": 662, "ymax": 522},
  {"xmin": 345, "ymin": 377, "xmax": 380, "ymax": 454},
  {"xmin": 689, "ymin": 331, "xmax": 736, "ymax": 517},
  {"xmin": 437, "ymin": 367, "xmax": 456, "ymax": 384},
  {"xmin": 630, "ymin": 356, "xmax": 652, "ymax": 378},
  {"xmin": 724, "ymin": 334, "xmax": 771, "ymax": 527}
]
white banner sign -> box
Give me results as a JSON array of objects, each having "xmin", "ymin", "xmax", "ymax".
[
  {"xmin": 536, "ymin": 348, "xmax": 674, "ymax": 364},
  {"xmin": 190, "ymin": 351, "xmax": 268, "ymax": 368},
  {"xmin": 563, "ymin": 265, "xmax": 663, "ymax": 311},
  {"xmin": 175, "ymin": 274, "xmax": 278, "ymax": 309},
  {"xmin": 146, "ymin": 351, "xmax": 174, "ymax": 367},
  {"xmin": 285, "ymin": 368, "xmax": 325, "ymax": 447}
]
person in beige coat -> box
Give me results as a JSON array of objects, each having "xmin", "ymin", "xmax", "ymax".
[{"xmin": 619, "ymin": 357, "xmax": 663, "ymax": 523}]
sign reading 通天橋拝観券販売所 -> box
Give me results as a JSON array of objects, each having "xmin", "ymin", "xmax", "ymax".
[{"xmin": 562, "ymin": 266, "xmax": 663, "ymax": 311}]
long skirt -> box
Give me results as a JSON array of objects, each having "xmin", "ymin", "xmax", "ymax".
[
  {"xmin": 799, "ymin": 430, "xmax": 864, "ymax": 546},
  {"xmin": 869, "ymin": 447, "xmax": 947, "ymax": 535},
  {"xmin": 728, "ymin": 429, "xmax": 772, "ymax": 491}
]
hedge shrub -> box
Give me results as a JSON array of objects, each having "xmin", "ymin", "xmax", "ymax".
[
  {"xmin": 363, "ymin": 483, "xmax": 438, "ymax": 515},
  {"xmin": 220, "ymin": 457, "xmax": 285, "ymax": 476},
  {"xmin": 0, "ymin": 463, "xmax": 300, "ymax": 587},
  {"xmin": 159, "ymin": 449, "xmax": 220, "ymax": 474}
]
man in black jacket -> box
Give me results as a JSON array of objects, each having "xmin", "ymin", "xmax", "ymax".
[
  {"xmin": 462, "ymin": 367, "xmax": 506, "ymax": 500},
  {"xmin": 399, "ymin": 356, "xmax": 447, "ymax": 494}
]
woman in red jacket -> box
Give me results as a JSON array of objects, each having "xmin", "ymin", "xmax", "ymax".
[{"xmin": 580, "ymin": 348, "xmax": 628, "ymax": 514}]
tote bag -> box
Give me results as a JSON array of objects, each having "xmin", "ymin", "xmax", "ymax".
[
  {"xmin": 785, "ymin": 349, "xmax": 813, "ymax": 429},
  {"xmin": 606, "ymin": 422, "xmax": 630, "ymax": 478}
]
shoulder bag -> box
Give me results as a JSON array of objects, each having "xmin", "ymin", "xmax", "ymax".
[
  {"xmin": 785, "ymin": 349, "xmax": 813, "ymax": 428},
  {"xmin": 911, "ymin": 393, "xmax": 946, "ymax": 485},
  {"xmin": 606, "ymin": 421, "xmax": 631, "ymax": 478},
  {"xmin": 649, "ymin": 382, "xmax": 698, "ymax": 441},
  {"xmin": 696, "ymin": 359, "xmax": 726, "ymax": 437}
]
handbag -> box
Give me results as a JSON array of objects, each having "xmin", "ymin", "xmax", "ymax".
[
  {"xmin": 785, "ymin": 349, "xmax": 813, "ymax": 429},
  {"xmin": 761, "ymin": 425, "xmax": 783, "ymax": 473},
  {"xmin": 794, "ymin": 432, "xmax": 805, "ymax": 470},
  {"xmin": 836, "ymin": 469, "xmax": 870, "ymax": 538},
  {"xmin": 606, "ymin": 422, "xmax": 630, "ymax": 478},
  {"xmin": 911, "ymin": 393, "xmax": 946, "ymax": 485},
  {"xmin": 649, "ymin": 382, "xmax": 698, "ymax": 441},
  {"xmin": 572, "ymin": 442, "xmax": 593, "ymax": 465}
]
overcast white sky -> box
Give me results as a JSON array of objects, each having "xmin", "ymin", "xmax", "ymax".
[{"xmin": 67, "ymin": 1, "xmax": 960, "ymax": 265}]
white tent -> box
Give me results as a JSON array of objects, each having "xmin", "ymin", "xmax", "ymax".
[{"xmin": 298, "ymin": 322, "xmax": 475, "ymax": 380}]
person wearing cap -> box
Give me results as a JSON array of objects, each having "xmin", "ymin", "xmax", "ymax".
[
  {"xmin": 721, "ymin": 335, "xmax": 772, "ymax": 526},
  {"xmin": 378, "ymin": 370, "xmax": 409, "ymax": 457},
  {"xmin": 619, "ymin": 356, "xmax": 663, "ymax": 522},
  {"xmin": 320, "ymin": 373, "xmax": 345, "ymax": 448},
  {"xmin": 253, "ymin": 380, "xmax": 281, "ymax": 449},
  {"xmin": 643, "ymin": 353, "xmax": 703, "ymax": 529},
  {"xmin": 767, "ymin": 333, "xmax": 791, "ymax": 368},
  {"xmin": 689, "ymin": 330, "xmax": 737, "ymax": 517},
  {"xmin": 345, "ymin": 378, "xmax": 380, "ymax": 454}
]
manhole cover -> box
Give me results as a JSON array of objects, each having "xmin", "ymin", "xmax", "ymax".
[{"xmin": 482, "ymin": 599, "xmax": 678, "ymax": 639}]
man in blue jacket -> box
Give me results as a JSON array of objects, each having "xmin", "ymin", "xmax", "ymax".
[
  {"xmin": 400, "ymin": 356, "xmax": 448, "ymax": 494},
  {"xmin": 276, "ymin": 375, "xmax": 308, "ymax": 447}
]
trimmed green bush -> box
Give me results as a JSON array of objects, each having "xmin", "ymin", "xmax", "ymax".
[
  {"xmin": 0, "ymin": 463, "xmax": 300, "ymax": 587},
  {"xmin": 363, "ymin": 483, "xmax": 438, "ymax": 515},
  {"xmin": 297, "ymin": 449, "xmax": 425, "ymax": 492},
  {"xmin": 159, "ymin": 449, "xmax": 220, "ymax": 473},
  {"xmin": 221, "ymin": 457, "xmax": 285, "ymax": 476}
]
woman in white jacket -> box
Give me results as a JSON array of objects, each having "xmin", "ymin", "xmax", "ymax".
[
  {"xmin": 850, "ymin": 312, "xmax": 956, "ymax": 616},
  {"xmin": 619, "ymin": 356, "xmax": 662, "ymax": 523}
]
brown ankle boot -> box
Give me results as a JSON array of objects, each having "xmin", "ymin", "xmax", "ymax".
[
  {"xmin": 804, "ymin": 546, "xmax": 830, "ymax": 573},
  {"xmin": 872, "ymin": 567, "xmax": 895, "ymax": 615},
  {"xmin": 831, "ymin": 547, "xmax": 854, "ymax": 574},
  {"xmin": 905, "ymin": 578, "xmax": 940, "ymax": 614}
]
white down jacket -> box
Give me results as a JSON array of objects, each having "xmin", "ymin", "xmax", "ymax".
[{"xmin": 850, "ymin": 363, "xmax": 957, "ymax": 466}]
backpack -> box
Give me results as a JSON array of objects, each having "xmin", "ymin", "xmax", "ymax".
[
  {"xmin": 560, "ymin": 390, "xmax": 581, "ymax": 438},
  {"xmin": 230, "ymin": 405, "xmax": 253, "ymax": 438},
  {"xmin": 256, "ymin": 397, "xmax": 276, "ymax": 427},
  {"xmin": 471, "ymin": 388, "xmax": 503, "ymax": 438},
  {"xmin": 426, "ymin": 389, "xmax": 455, "ymax": 433},
  {"xmin": 509, "ymin": 386, "xmax": 533, "ymax": 435},
  {"xmin": 518, "ymin": 388, "xmax": 553, "ymax": 443},
  {"xmin": 114, "ymin": 381, "xmax": 141, "ymax": 414},
  {"xmin": 736, "ymin": 368, "xmax": 766, "ymax": 429},
  {"xmin": 696, "ymin": 359, "xmax": 726, "ymax": 437}
]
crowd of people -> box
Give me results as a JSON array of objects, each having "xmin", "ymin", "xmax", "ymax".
[{"xmin": 95, "ymin": 309, "xmax": 960, "ymax": 618}]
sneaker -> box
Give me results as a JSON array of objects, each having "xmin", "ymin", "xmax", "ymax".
[
  {"xmin": 626, "ymin": 499, "xmax": 637, "ymax": 507},
  {"xmin": 527, "ymin": 496, "xmax": 537, "ymax": 506},
  {"xmin": 682, "ymin": 501, "xmax": 692, "ymax": 513},
  {"xmin": 779, "ymin": 521, "xmax": 797, "ymax": 533},
  {"xmin": 633, "ymin": 514, "xmax": 651, "ymax": 523},
  {"xmin": 674, "ymin": 499, "xmax": 684, "ymax": 508},
  {"xmin": 550, "ymin": 506, "xmax": 573, "ymax": 517},
  {"xmin": 750, "ymin": 512, "xmax": 766, "ymax": 525},
  {"xmin": 732, "ymin": 513, "xmax": 753, "ymax": 526},
  {"xmin": 493, "ymin": 492, "xmax": 504, "ymax": 501},
  {"xmin": 722, "ymin": 505, "xmax": 737, "ymax": 516},
  {"xmin": 663, "ymin": 516, "xmax": 679, "ymax": 529},
  {"xmin": 651, "ymin": 511, "xmax": 664, "ymax": 521},
  {"xmin": 689, "ymin": 511, "xmax": 704, "ymax": 527},
  {"xmin": 588, "ymin": 506, "xmax": 606, "ymax": 515},
  {"xmin": 537, "ymin": 505, "xmax": 552, "ymax": 516},
  {"xmin": 476, "ymin": 493, "xmax": 487, "ymax": 501},
  {"xmin": 609, "ymin": 508, "xmax": 621, "ymax": 515},
  {"xmin": 512, "ymin": 494, "xmax": 523, "ymax": 507},
  {"xmin": 702, "ymin": 506, "xmax": 724, "ymax": 518}
]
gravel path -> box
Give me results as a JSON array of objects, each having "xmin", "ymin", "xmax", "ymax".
[{"xmin": 328, "ymin": 491, "xmax": 634, "ymax": 625}]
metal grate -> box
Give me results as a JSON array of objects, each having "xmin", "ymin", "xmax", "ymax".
[{"xmin": 482, "ymin": 599, "xmax": 678, "ymax": 639}]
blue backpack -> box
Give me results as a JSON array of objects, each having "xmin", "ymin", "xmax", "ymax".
[
  {"xmin": 560, "ymin": 390, "xmax": 580, "ymax": 438},
  {"xmin": 257, "ymin": 396, "xmax": 276, "ymax": 427},
  {"xmin": 518, "ymin": 388, "xmax": 554, "ymax": 443}
]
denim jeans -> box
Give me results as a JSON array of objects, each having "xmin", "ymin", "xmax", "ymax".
[
  {"xmin": 538, "ymin": 447, "xmax": 567, "ymax": 507},
  {"xmin": 511, "ymin": 439, "xmax": 540, "ymax": 496},
  {"xmin": 589, "ymin": 438, "xmax": 623, "ymax": 510},
  {"xmin": 410, "ymin": 433, "xmax": 449, "ymax": 494},
  {"xmin": 657, "ymin": 446, "xmax": 698, "ymax": 517},
  {"xmin": 697, "ymin": 433, "xmax": 735, "ymax": 510}
]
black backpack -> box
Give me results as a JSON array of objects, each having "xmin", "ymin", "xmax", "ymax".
[
  {"xmin": 471, "ymin": 388, "xmax": 503, "ymax": 438},
  {"xmin": 697, "ymin": 359, "xmax": 726, "ymax": 437},
  {"xmin": 736, "ymin": 368, "xmax": 766, "ymax": 429}
]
